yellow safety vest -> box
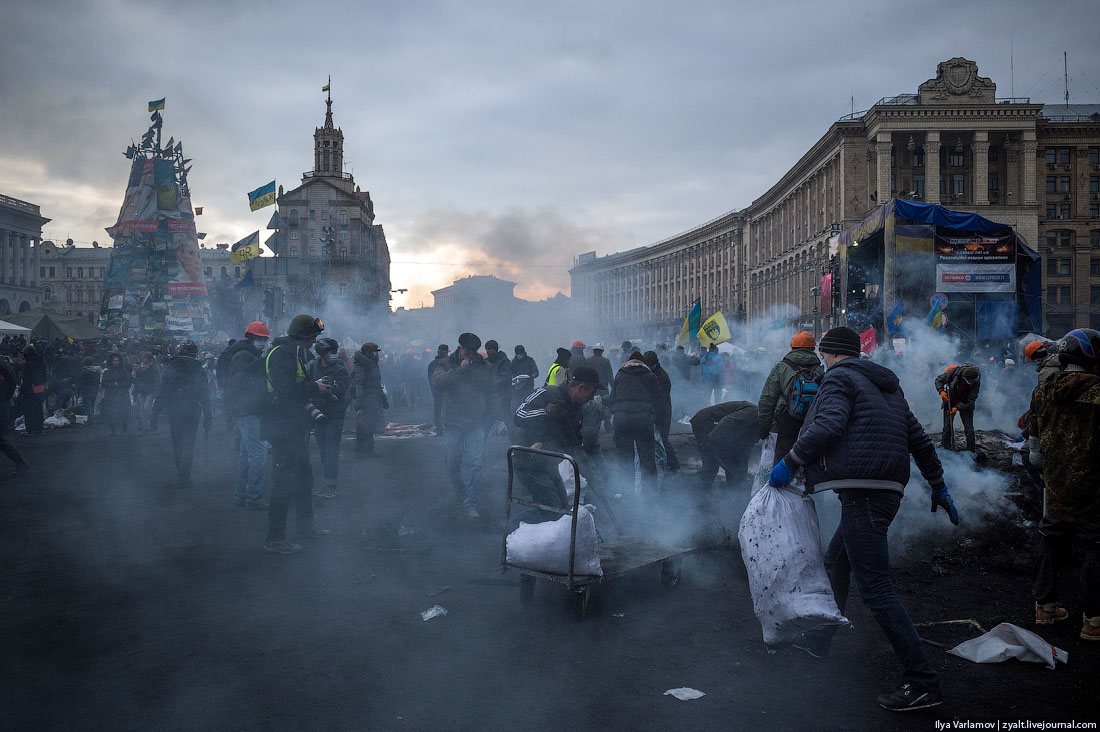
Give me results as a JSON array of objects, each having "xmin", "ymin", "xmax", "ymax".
[
  {"xmin": 545, "ymin": 363, "xmax": 567, "ymax": 386},
  {"xmin": 265, "ymin": 345, "xmax": 306, "ymax": 393}
]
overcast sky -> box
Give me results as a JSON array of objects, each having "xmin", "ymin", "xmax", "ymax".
[{"xmin": 2, "ymin": 0, "xmax": 1098, "ymax": 309}]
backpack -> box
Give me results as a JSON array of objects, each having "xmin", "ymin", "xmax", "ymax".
[{"xmin": 783, "ymin": 358, "xmax": 822, "ymax": 420}]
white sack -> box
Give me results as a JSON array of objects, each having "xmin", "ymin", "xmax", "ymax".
[
  {"xmin": 558, "ymin": 458, "xmax": 588, "ymax": 499},
  {"xmin": 947, "ymin": 622, "xmax": 1069, "ymax": 669},
  {"xmin": 507, "ymin": 505, "xmax": 602, "ymax": 576},
  {"xmin": 738, "ymin": 483, "xmax": 847, "ymax": 645}
]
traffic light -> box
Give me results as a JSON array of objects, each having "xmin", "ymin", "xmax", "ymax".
[{"xmin": 263, "ymin": 288, "xmax": 274, "ymax": 320}]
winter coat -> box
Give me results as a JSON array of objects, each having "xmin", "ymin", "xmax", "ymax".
[
  {"xmin": 935, "ymin": 363, "xmax": 981, "ymax": 410},
  {"xmin": 700, "ymin": 352, "xmax": 724, "ymax": 386},
  {"xmin": 262, "ymin": 336, "xmax": 319, "ymax": 432},
  {"xmin": 78, "ymin": 366, "xmax": 100, "ymax": 396},
  {"xmin": 568, "ymin": 348, "xmax": 587, "ymax": 373},
  {"xmin": 690, "ymin": 401, "xmax": 759, "ymax": 453},
  {"xmin": 427, "ymin": 355, "xmax": 449, "ymax": 395},
  {"xmin": 650, "ymin": 363, "xmax": 673, "ymax": 423},
  {"xmin": 510, "ymin": 355, "xmax": 539, "ymax": 396},
  {"xmin": 132, "ymin": 362, "xmax": 160, "ymax": 396},
  {"xmin": 756, "ymin": 348, "xmax": 824, "ymax": 437},
  {"xmin": 352, "ymin": 351, "xmax": 386, "ymax": 424},
  {"xmin": 786, "ymin": 358, "xmax": 944, "ymax": 495},
  {"xmin": 430, "ymin": 351, "xmax": 500, "ymax": 430},
  {"xmin": 1036, "ymin": 353, "xmax": 1064, "ymax": 385},
  {"xmin": 20, "ymin": 353, "xmax": 47, "ymax": 393},
  {"xmin": 1029, "ymin": 370, "xmax": 1100, "ymax": 523},
  {"xmin": 223, "ymin": 339, "xmax": 266, "ymax": 417},
  {"xmin": 308, "ymin": 355, "xmax": 352, "ymax": 418},
  {"xmin": 545, "ymin": 357, "xmax": 570, "ymax": 387},
  {"xmin": 607, "ymin": 361, "xmax": 659, "ymax": 421},
  {"xmin": 159, "ymin": 356, "xmax": 212, "ymax": 426},
  {"xmin": 586, "ymin": 354, "xmax": 614, "ymax": 391},
  {"xmin": 514, "ymin": 383, "xmax": 584, "ymax": 450},
  {"xmin": 486, "ymin": 351, "xmax": 512, "ymax": 395}
]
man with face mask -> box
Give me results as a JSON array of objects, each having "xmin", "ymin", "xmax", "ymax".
[
  {"xmin": 431, "ymin": 332, "xmax": 499, "ymax": 519},
  {"xmin": 223, "ymin": 321, "xmax": 270, "ymax": 509},
  {"xmin": 935, "ymin": 362, "xmax": 981, "ymax": 452},
  {"xmin": 262, "ymin": 314, "xmax": 332, "ymax": 555},
  {"xmin": 353, "ymin": 342, "xmax": 387, "ymax": 456},
  {"xmin": 309, "ymin": 337, "xmax": 351, "ymax": 499}
]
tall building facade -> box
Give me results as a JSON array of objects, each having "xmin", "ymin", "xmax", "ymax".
[
  {"xmin": 570, "ymin": 58, "xmax": 1100, "ymax": 339},
  {"xmin": 0, "ymin": 193, "xmax": 47, "ymax": 315},
  {"xmin": 265, "ymin": 91, "xmax": 391, "ymax": 318}
]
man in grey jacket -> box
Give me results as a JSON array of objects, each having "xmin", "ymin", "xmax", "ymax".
[{"xmin": 769, "ymin": 326, "xmax": 959, "ymax": 713}]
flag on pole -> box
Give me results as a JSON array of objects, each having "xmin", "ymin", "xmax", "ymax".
[
  {"xmin": 676, "ymin": 299, "xmax": 702, "ymax": 347},
  {"xmin": 886, "ymin": 301, "xmax": 904, "ymax": 337},
  {"xmin": 247, "ymin": 180, "xmax": 276, "ymax": 211},
  {"xmin": 232, "ymin": 268, "xmax": 255, "ymax": 290},
  {"xmin": 230, "ymin": 231, "xmax": 261, "ymax": 263},
  {"xmin": 859, "ymin": 327, "xmax": 877, "ymax": 353},
  {"xmin": 697, "ymin": 311, "xmax": 732, "ymax": 348},
  {"xmin": 148, "ymin": 98, "xmax": 165, "ymax": 112},
  {"xmin": 322, "ymin": 81, "xmax": 331, "ymax": 92},
  {"xmin": 194, "ymin": 206, "xmax": 203, "ymax": 215}
]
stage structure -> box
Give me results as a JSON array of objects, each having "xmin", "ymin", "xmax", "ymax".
[{"xmin": 99, "ymin": 107, "xmax": 210, "ymax": 337}]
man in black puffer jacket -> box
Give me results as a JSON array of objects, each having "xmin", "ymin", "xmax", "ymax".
[
  {"xmin": 607, "ymin": 351, "xmax": 660, "ymax": 497},
  {"xmin": 768, "ymin": 327, "xmax": 958, "ymax": 713},
  {"xmin": 159, "ymin": 340, "xmax": 212, "ymax": 488}
]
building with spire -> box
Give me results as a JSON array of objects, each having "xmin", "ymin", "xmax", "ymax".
[{"xmin": 259, "ymin": 83, "xmax": 391, "ymax": 326}]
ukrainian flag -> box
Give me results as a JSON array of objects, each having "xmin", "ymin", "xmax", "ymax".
[
  {"xmin": 676, "ymin": 298, "xmax": 701, "ymax": 347},
  {"xmin": 230, "ymin": 231, "xmax": 261, "ymax": 263},
  {"xmin": 247, "ymin": 180, "xmax": 276, "ymax": 211},
  {"xmin": 148, "ymin": 98, "xmax": 165, "ymax": 112},
  {"xmin": 322, "ymin": 82, "xmax": 331, "ymax": 92}
]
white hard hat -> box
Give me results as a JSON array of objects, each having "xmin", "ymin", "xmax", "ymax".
[{"xmin": 592, "ymin": 342, "xmax": 605, "ymax": 351}]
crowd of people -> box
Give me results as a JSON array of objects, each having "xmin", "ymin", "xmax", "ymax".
[{"xmin": 2, "ymin": 316, "xmax": 1097, "ymax": 713}]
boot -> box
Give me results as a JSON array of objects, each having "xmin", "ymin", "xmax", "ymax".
[
  {"xmin": 1082, "ymin": 614, "xmax": 1100, "ymax": 641},
  {"xmin": 1035, "ymin": 601, "xmax": 1069, "ymax": 625}
]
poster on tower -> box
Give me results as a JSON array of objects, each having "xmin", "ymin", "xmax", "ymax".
[{"xmin": 933, "ymin": 233, "xmax": 1016, "ymax": 293}]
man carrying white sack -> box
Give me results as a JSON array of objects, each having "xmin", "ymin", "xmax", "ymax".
[{"xmin": 767, "ymin": 326, "xmax": 959, "ymax": 713}]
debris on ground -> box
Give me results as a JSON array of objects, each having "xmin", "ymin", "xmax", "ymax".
[
  {"xmin": 947, "ymin": 622, "xmax": 1069, "ymax": 669},
  {"xmin": 664, "ymin": 687, "xmax": 705, "ymax": 701},
  {"xmin": 420, "ymin": 605, "xmax": 447, "ymax": 621},
  {"xmin": 380, "ymin": 423, "xmax": 434, "ymax": 439}
]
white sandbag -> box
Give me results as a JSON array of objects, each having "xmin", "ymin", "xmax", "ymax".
[
  {"xmin": 506, "ymin": 505, "xmax": 602, "ymax": 576},
  {"xmin": 558, "ymin": 458, "xmax": 588, "ymax": 499},
  {"xmin": 738, "ymin": 482, "xmax": 847, "ymax": 645},
  {"xmin": 947, "ymin": 622, "xmax": 1068, "ymax": 669}
]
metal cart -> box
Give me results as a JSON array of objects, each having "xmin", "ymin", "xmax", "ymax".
[{"xmin": 500, "ymin": 445, "xmax": 694, "ymax": 618}]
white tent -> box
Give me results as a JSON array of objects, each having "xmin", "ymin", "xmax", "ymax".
[{"xmin": 0, "ymin": 318, "xmax": 31, "ymax": 336}]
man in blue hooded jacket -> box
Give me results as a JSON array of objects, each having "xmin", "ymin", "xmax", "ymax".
[{"xmin": 769, "ymin": 326, "xmax": 959, "ymax": 713}]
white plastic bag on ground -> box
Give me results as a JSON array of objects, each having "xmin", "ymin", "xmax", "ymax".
[
  {"xmin": 947, "ymin": 622, "xmax": 1068, "ymax": 669},
  {"xmin": 738, "ymin": 483, "xmax": 848, "ymax": 645},
  {"xmin": 558, "ymin": 458, "xmax": 588, "ymax": 499},
  {"xmin": 506, "ymin": 505, "xmax": 602, "ymax": 576}
]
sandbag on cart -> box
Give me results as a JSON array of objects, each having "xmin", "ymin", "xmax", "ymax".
[{"xmin": 506, "ymin": 505, "xmax": 602, "ymax": 576}]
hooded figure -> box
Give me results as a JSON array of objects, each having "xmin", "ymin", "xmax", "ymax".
[
  {"xmin": 510, "ymin": 345, "xmax": 539, "ymax": 403},
  {"xmin": 546, "ymin": 347, "xmax": 572, "ymax": 387},
  {"xmin": 159, "ymin": 340, "xmax": 212, "ymax": 488},
  {"xmin": 100, "ymin": 352, "xmax": 132, "ymax": 435},
  {"xmin": 353, "ymin": 342, "xmax": 387, "ymax": 456},
  {"xmin": 607, "ymin": 351, "xmax": 660, "ymax": 496},
  {"xmin": 644, "ymin": 350, "xmax": 679, "ymax": 470}
]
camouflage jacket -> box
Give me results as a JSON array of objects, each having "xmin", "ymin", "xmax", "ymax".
[{"xmin": 1029, "ymin": 370, "xmax": 1100, "ymax": 523}]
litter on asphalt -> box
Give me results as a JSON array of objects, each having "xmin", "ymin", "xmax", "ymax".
[
  {"xmin": 664, "ymin": 688, "xmax": 705, "ymax": 701},
  {"xmin": 420, "ymin": 605, "xmax": 448, "ymax": 621}
]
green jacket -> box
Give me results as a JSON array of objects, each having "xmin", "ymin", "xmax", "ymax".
[
  {"xmin": 1029, "ymin": 370, "xmax": 1100, "ymax": 523},
  {"xmin": 756, "ymin": 348, "xmax": 823, "ymax": 437}
]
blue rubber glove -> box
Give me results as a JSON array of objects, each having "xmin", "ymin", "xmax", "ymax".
[
  {"xmin": 931, "ymin": 486, "xmax": 960, "ymax": 525},
  {"xmin": 769, "ymin": 459, "xmax": 794, "ymax": 487}
]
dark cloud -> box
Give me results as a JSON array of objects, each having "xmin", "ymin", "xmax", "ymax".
[{"xmin": 1, "ymin": 0, "xmax": 1098, "ymax": 307}]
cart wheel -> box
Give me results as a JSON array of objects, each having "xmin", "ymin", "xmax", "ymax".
[
  {"xmin": 661, "ymin": 559, "xmax": 682, "ymax": 588},
  {"xmin": 572, "ymin": 587, "xmax": 591, "ymax": 620},
  {"xmin": 519, "ymin": 576, "xmax": 535, "ymax": 606}
]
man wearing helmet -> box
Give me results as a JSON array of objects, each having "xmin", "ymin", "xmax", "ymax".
[
  {"xmin": 1027, "ymin": 328, "xmax": 1100, "ymax": 641},
  {"xmin": 159, "ymin": 340, "xmax": 212, "ymax": 488},
  {"xmin": 262, "ymin": 314, "xmax": 332, "ymax": 554},
  {"xmin": 1024, "ymin": 339, "xmax": 1065, "ymax": 385},
  {"xmin": 934, "ymin": 362, "xmax": 982, "ymax": 451},
  {"xmin": 221, "ymin": 321, "xmax": 271, "ymax": 509},
  {"xmin": 308, "ymin": 337, "xmax": 351, "ymax": 499}
]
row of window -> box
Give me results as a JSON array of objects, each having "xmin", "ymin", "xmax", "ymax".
[
  {"xmin": 1046, "ymin": 230, "xmax": 1100, "ymax": 248},
  {"xmin": 288, "ymin": 229, "xmax": 349, "ymax": 241},
  {"xmin": 203, "ymin": 266, "xmax": 243, "ymax": 278},
  {"xmin": 1047, "ymin": 285, "xmax": 1100, "ymax": 306},
  {"xmin": 1045, "ymin": 148, "xmax": 1100, "ymax": 166},
  {"xmin": 1046, "ymin": 203, "xmax": 1100, "ymax": 220},
  {"xmin": 39, "ymin": 265, "xmax": 105, "ymax": 279},
  {"xmin": 1045, "ymin": 175, "xmax": 1100, "ymax": 194},
  {"xmin": 287, "ymin": 209, "xmax": 350, "ymax": 226},
  {"xmin": 1046, "ymin": 258, "xmax": 1100, "ymax": 276},
  {"xmin": 288, "ymin": 247, "xmax": 349, "ymax": 257}
]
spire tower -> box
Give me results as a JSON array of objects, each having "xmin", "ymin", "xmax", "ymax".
[{"xmin": 314, "ymin": 75, "xmax": 344, "ymax": 177}]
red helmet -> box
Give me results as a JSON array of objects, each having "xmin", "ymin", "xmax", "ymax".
[
  {"xmin": 244, "ymin": 321, "xmax": 270, "ymax": 339},
  {"xmin": 406, "ymin": 348, "xmax": 415, "ymax": 355},
  {"xmin": 572, "ymin": 340, "xmax": 585, "ymax": 348}
]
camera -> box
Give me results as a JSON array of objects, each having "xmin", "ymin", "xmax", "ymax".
[{"xmin": 305, "ymin": 401, "xmax": 326, "ymax": 423}]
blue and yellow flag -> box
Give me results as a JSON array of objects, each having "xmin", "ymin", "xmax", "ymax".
[
  {"xmin": 148, "ymin": 98, "xmax": 165, "ymax": 112},
  {"xmin": 230, "ymin": 231, "xmax": 261, "ymax": 263},
  {"xmin": 247, "ymin": 180, "xmax": 276, "ymax": 211},
  {"xmin": 676, "ymin": 299, "xmax": 702, "ymax": 347},
  {"xmin": 886, "ymin": 301, "xmax": 904, "ymax": 337},
  {"xmin": 322, "ymin": 82, "xmax": 331, "ymax": 92}
]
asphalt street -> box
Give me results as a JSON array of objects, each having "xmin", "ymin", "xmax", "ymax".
[{"xmin": 0, "ymin": 407, "xmax": 1097, "ymax": 732}]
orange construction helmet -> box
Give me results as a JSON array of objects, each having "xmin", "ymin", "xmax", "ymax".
[
  {"xmin": 1024, "ymin": 341, "xmax": 1046, "ymax": 361},
  {"xmin": 244, "ymin": 321, "xmax": 270, "ymax": 339},
  {"xmin": 790, "ymin": 331, "xmax": 816, "ymax": 348}
]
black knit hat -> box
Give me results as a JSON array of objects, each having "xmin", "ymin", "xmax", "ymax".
[
  {"xmin": 556, "ymin": 347, "xmax": 572, "ymax": 362},
  {"xmin": 818, "ymin": 327, "xmax": 861, "ymax": 357},
  {"xmin": 571, "ymin": 366, "xmax": 599, "ymax": 385},
  {"xmin": 485, "ymin": 339, "xmax": 499, "ymax": 351},
  {"xmin": 458, "ymin": 332, "xmax": 481, "ymax": 351}
]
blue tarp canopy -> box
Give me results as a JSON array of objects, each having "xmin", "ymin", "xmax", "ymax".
[{"xmin": 892, "ymin": 198, "xmax": 1010, "ymax": 234}]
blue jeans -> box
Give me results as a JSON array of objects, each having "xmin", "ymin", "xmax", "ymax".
[
  {"xmin": 443, "ymin": 425, "xmax": 486, "ymax": 509},
  {"xmin": 235, "ymin": 416, "xmax": 267, "ymax": 503},
  {"xmin": 314, "ymin": 416, "xmax": 344, "ymax": 486},
  {"xmin": 802, "ymin": 490, "xmax": 940, "ymax": 692}
]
